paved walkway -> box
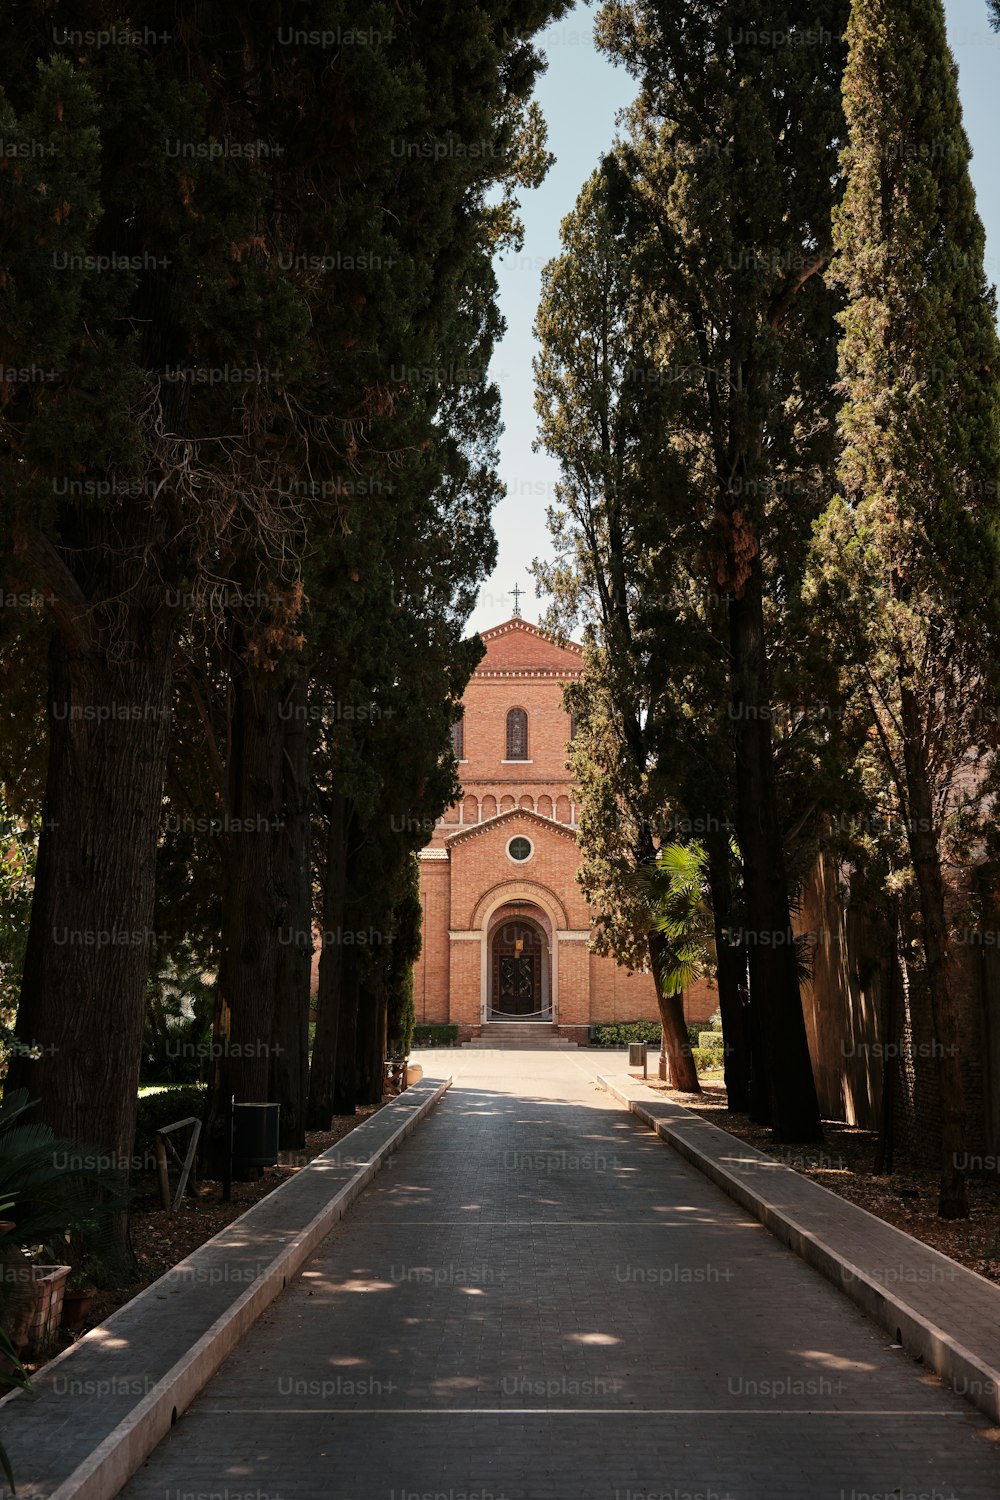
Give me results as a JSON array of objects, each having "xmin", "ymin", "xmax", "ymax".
[
  {"xmin": 602, "ymin": 1069, "xmax": 1000, "ymax": 1426},
  {"xmin": 119, "ymin": 1051, "xmax": 1000, "ymax": 1500}
]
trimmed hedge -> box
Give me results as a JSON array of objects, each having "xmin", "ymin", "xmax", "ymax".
[
  {"xmin": 133, "ymin": 1085, "xmax": 207, "ymax": 1154},
  {"xmin": 589, "ymin": 1020, "xmax": 662, "ymax": 1048},
  {"xmin": 411, "ymin": 1023, "xmax": 460, "ymax": 1048}
]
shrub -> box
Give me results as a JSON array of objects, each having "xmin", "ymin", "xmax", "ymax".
[
  {"xmin": 388, "ymin": 968, "xmax": 416, "ymax": 1058},
  {"xmin": 692, "ymin": 1047, "xmax": 724, "ymax": 1072},
  {"xmin": 0, "ymin": 1088, "xmax": 126, "ymax": 1254},
  {"xmin": 589, "ymin": 1021, "xmax": 662, "ymax": 1047},
  {"xmin": 411, "ymin": 1024, "xmax": 459, "ymax": 1048},
  {"xmin": 133, "ymin": 1085, "xmax": 207, "ymax": 1155},
  {"xmin": 140, "ymin": 1010, "xmax": 213, "ymax": 1085}
]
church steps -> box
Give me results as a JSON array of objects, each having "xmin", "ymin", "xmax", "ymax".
[{"xmin": 463, "ymin": 1022, "xmax": 578, "ymax": 1049}]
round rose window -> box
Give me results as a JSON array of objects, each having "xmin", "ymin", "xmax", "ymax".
[{"xmin": 507, "ymin": 836, "xmax": 533, "ymax": 862}]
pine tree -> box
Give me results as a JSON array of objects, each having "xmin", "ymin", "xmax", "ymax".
[{"xmin": 814, "ymin": 0, "xmax": 1000, "ymax": 1217}]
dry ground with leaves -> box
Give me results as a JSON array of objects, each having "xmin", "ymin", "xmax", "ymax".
[{"xmin": 644, "ymin": 1078, "xmax": 1000, "ymax": 1285}]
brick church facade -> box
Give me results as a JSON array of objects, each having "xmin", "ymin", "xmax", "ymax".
[{"xmin": 413, "ymin": 617, "xmax": 706, "ymax": 1043}]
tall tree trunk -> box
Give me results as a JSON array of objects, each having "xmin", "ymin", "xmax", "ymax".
[
  {"xmin": 704, "ymin": 828, "xmax": 751, "ymax": 1112},
  {"xmin": 647, "ymin": 930, "xmax": 700, "ymax": 1092},
  {"xmin": 269, "ymin": 671, "xmax": 312, "ymax": 1149},
  {"xmin": 9, "ymin": 554, "xmax": 176, "ymax": 1275},
  {"xmin": 873, "ymin": 895, "xmax": 900, "ymax": 1176},
  {"xmin": 744, "ymin": 980, "xmax": 771, "ymax": 1126},
  {"xmin": 203, "ymin": 647, "xmax": 286, "ymax": 1174},
  {"xmin": 728, "ymin": 559, "xmax": 822, "ymax": 1142},
  {"xmin": 306, "ymin": 792, "xmax": 348, "ymax": 1130},
  {"xmin": 332, "ymin": 939, "xmax": 362, "ymax": 1116},
  {"xmin": 354, "ymin": 962, "xmax": 386, "ymax": 1108},
  {"xmin": 898, "ymin": 682, "xmax": 968, "ymax": 1218}
]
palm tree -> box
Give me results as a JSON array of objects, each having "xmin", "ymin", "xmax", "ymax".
[{"xmin": 641, "ymin": 841, "xmax": 717, "ymax": 999}]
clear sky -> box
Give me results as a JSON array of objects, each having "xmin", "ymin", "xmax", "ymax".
[{"xmin": 468, "ymin": 0, "xmax": 1000, "ymax": 636}]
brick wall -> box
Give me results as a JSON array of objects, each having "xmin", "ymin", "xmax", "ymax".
[
  {"xmin": 449, "ymin": 812, "xmax": 588, "ymax": 930},
  {"xmin": 414, "ymin": 619, "xmax": 724, "ymax": 1040},
  {"xmin": 413, "ymin": 855, "xmax": 450, "ymax": 1025}
]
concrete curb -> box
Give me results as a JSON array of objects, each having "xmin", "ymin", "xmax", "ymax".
[
  {"xmin": 597, "ymin": 1071, "xmax": 1000, "ymax": 1428},
  {"xmin": 4, "ymin": 1077, "xmax": 450, "ymax": 1500}
]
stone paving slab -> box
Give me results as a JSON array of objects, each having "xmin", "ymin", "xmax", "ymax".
[
  {"xmin": 0, "ymin": 1077, "xmax": 450, "ymax": 1500},
  {"xmin": 599, "ymin": 1068, "xmax": 1000, "ymax": 1428},
  {"xmin": 114, "ymin": 1052, "xmax": 1000, "ymax": 1500}
]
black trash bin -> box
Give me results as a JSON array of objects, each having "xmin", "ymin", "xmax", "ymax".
[{"xmin": 232, "ymin": 1102, "xmax": 280, "ymax": 1168}]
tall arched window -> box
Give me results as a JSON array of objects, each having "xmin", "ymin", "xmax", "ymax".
[
  {"xmin": 451, "ymin": 715, "xmax": 465, "ymax": 759},
  {"xmin": 506, "ymin": 707, "xmax": 528, "ymax": 760}
]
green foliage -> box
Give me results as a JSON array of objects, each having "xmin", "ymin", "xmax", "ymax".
[
  {"xmin": 809, "ymin": 0, "xmax": 1000, "ymax": 871},
  {"xmin": 0, "ymin": 1083, "xmax": 126, "ymax": 1430},
  {"xmin": 641, "ymin": 843, "xmax": 717, "ymax": 997},
  {"xmin": 0, "ymin": 808, "xmax": 37, "ymax": 1079},
  {"xmin": 805, "ymin": 0, "xmax": 1000, "ymax": 1212},
  {"xmin": 591, "ymin": 0, "xmax": 852, "ymax": 872},
  {"xmin": 141, "ymin": 952, "xmax": 216, "ymax": 1085},
  {"xmin": 387, "ymin": 972, "xmax": 416, "ymax": 1061},
  {"xmin": 132, "ymin": 1086, "xmax": 207, "ymax": 1156},
  {"xmin": 589, "ymin": 1020, "xmax": 662, "ymax": 1047},
  {"xmin": 381, "ymin": 862, "xmax": 423, "ymax": 1060},
  {"xmin": 0, "ymin": 1089, "xmax": 124, "ymax": 1255},
  {"xmin": 411, "ymin": 1024, "xmax": 460, "ymax": 1048},
  {"xmin": 0, "ymin": 0, "xmax": 573, "ymax": 1178},
  {"xmin": 0, "ymin": 1307, "xmax": 30, "ymax": 1488}
]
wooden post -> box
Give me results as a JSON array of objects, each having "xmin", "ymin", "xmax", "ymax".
[
  {"xmin": 155, "ymin": 1137, "xmax": 171, "ymax": 1212},
  {"xmin": 222, "ymin": 1095, "xmax": 234, "ymax": 1203},
  {"xmin": 172, "ymin": 1120, "xmax": 202, "ymax": 1210}
]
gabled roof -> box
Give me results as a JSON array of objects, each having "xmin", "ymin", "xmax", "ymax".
[
  {"xmin": 474, "ymin": 618, "xmax": 584, "ymax": 679},
  {"xmin": 444, "ymin": 806, "xmax": 580, "ymax": 848}
]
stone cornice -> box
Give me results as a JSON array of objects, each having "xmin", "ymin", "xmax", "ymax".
[{"xmin": 473, "ymin": 668, "xmax": 583, "ymax": 679}]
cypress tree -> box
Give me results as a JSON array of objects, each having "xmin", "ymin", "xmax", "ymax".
[
  {"xmin": 593, "ymin": 0, "xmax": 849, "ymax": 1140},
  {"xmin": 816, "ymin": 0, "xmax": 1000, "ymax": 1217},
  {"xmin": 1, "ymin": 1, "xmax": 568, "ymax": 1236}
]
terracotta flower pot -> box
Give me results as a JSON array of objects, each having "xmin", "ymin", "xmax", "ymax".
[
  {"xmin": 60, "ymin": 1288, "xmax": 96, "ymax": 1333},
  {"xmin": 9, "ymin": 1264, "xmax": 71, "ymax": 1354}
]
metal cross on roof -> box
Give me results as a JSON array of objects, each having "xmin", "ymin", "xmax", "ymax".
[{"xmin": 511, "ymin": 582, "xmax": 524, "ymax": 617}]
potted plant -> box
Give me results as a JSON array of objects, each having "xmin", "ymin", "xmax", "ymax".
[
  {"xmin": 0, "ymin": 1090, "xmax": 124, "ymax": 1355},
  {"xmin": 0, "ymin": 1090, "xmax": 122, "ymax": 1495}
]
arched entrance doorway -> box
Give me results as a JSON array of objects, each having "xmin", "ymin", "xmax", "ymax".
[{"xmin": 488, "ymin": 909, "xmax": 551, "ymax": 1021}]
